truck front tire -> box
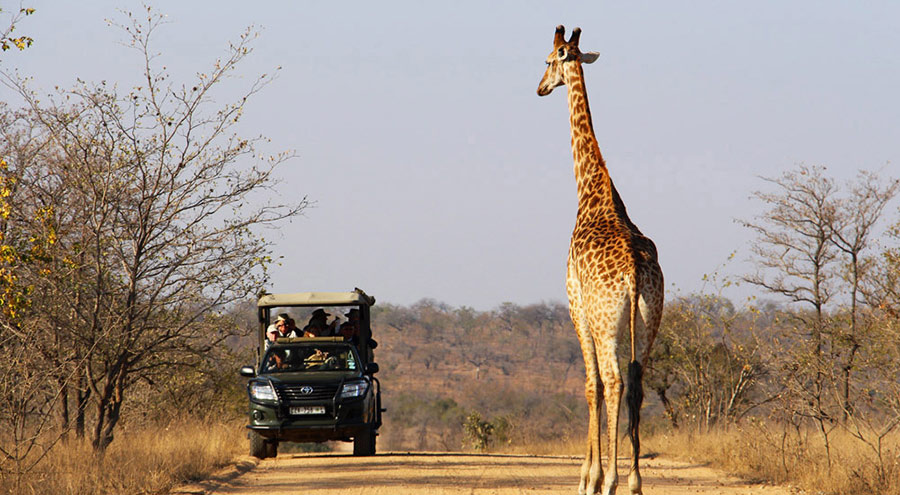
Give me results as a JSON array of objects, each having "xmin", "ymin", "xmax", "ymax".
[
  {"xmin": 250, "ymin": 431, "xmax": 267, "ymax": 459},
  {"xmin": 265, "ymin": 439, "xmax": 279, "ymax": 458},
  {"xmin": 353, "ymin": 427, "xmax": 376, "ymax": 456}
]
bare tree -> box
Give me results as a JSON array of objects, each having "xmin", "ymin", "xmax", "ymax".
[
  {"xmin": 741, "ymin": 165, "xmax": 838, "ymax": 337},
  {"xmin": 829, "ymin": 170, "xmax": 899, "ymax": 418},
  {"xmin": 5, "ymin": 7, "xmax": 305, "ymax": 452},
  {"xmin": 740, "ymin": 164, "xmax": 842, "ymax": 463},
  {"xmin": 740, "ymin": 164, "xmax": 899, "ymax": 467}
]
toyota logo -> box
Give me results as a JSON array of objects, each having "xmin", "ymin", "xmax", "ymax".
[{"xmin": 299, "ymin": 386, "xmax": 314, "ymax": 395}]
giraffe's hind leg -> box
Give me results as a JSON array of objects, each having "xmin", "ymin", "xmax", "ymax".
[{"xmin": 627, "ymin": 271, "xmax": 662, "ymax": 495}]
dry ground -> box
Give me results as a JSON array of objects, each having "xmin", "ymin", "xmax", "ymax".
[{"xmin": 180, "ymin": 452, "xmax": 797, "ymax": 495}]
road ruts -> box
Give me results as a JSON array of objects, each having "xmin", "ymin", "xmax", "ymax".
[{"xmin": 188, "ymin": 452, "xmax": 794, "ymax": 495}]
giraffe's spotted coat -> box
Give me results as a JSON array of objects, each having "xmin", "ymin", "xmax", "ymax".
[{"xmin": 538, "ymin": 26, "xmax": 665, "ymax": 495}]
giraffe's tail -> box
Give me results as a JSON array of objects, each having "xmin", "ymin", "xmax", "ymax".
[
  {"xmin": 625, "ymin": 270, "xmax": 643, "ymax": 463},
  {"xmin": 628, "ymin": 270, "xmax": 639, "ymax": 364},
  {"xmin": 626, "ymin": 360, "xmax": 643, "ymax": 462}
]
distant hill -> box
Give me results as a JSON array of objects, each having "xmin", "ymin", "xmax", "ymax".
[{"xmin": 370, "ymin": 300, "xmax": 591, "ymax": 450}]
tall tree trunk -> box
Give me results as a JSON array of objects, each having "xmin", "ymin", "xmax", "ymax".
[
  {"xmin": 92, "ymin": 366, "xmax": 125, "ymax": 452},
  {"xmin": 75, "ymin": 364, "xmax": 90, "ymax": 439},
  {"xmin": 58, "ymin": 382, "xmax": 69, "ymax": 441}
]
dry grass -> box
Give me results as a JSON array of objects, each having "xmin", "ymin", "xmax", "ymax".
[
  {"xmin": 0, "ymin": 418, "xmax": 245, "ymax": 495},
  {"xmin": 496, "ymin": 421, "xmax": 900, "ymax": 495},
  {"xmin": 644, "ymin": 423, "xmax": 900, "ymax": 495}
]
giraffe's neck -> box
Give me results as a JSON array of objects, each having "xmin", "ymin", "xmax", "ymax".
[{"xmin": 564, "ymin": 62, "xmax": 632, "ymax": 224}]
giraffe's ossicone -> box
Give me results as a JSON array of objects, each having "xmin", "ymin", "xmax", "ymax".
[{"xmin": 537, "ymin": 25, "xmax": 664, "ymax": 495}]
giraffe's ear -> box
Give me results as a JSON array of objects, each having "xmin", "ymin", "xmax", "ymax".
[{"xmin": 580, "ymin": 52, "xmax": 599, "ymax": 64}]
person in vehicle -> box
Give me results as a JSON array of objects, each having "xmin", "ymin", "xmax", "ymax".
[
  {"xmin": 283, "ymin": 316, "xmax": 301, "ymax": 337},
  {"xmin": 338, "ymin": 308, "xmax": 377, "ymax": 361},
  {"xmin": 265, "ymin": 314, "xmax": 300, "ymax": 349},
  {"xmin": 265, "ymin": 348, "xmax": 290, "ymax": 371},
  {"xmin": 266, "ymin": 314, "xmax": 290, "ymax": 339},
  {"xmin": 303, "ymin": 308, "xmax": 336, "ymax": 337},
  {"xmin": 339, "ymin": 308, "xmax": 361, "ymax": 344},
  {"xmin": 264, "ymin": 323, "xmax": 278, "ymax": 350}
]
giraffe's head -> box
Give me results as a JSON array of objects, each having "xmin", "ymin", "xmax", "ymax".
[{"xmin": 537, "ymin": 25, "xmax": 599, "ymax": 97}]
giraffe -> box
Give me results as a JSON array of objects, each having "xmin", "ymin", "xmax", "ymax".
[{"xmin": 537, "ymin": 26, "xmax": 664, "ymax": 495}]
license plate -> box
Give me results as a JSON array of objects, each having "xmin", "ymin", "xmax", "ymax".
[{"xmin": 289, "ymin": 406, "xmax": 325, "ymax": 415}]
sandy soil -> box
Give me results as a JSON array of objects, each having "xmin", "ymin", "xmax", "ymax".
[{"xmin": 183, "ymin": 451, "xmax": 796, "ymax": 495}]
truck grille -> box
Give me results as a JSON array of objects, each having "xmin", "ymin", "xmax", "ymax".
[{"xmin": 276, "ymin": 384, "xmax": 339, "ymax": 401}]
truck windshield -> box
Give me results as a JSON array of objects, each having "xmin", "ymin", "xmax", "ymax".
[{"xmin": 262, "ymin": 344, "xmax": 358, "ymax": 373}]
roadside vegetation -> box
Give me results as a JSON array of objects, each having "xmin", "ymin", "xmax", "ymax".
[
  {"xmin": 2, "ymin": 418, "xmax": 245, "ymax": 495},
  {"xmin": 3, "ymin": 5, "xmax": 900, "ymax": 495},
  {"xmin": 0, "ymin": 5, "xmax": 300, "ymax": 494}
]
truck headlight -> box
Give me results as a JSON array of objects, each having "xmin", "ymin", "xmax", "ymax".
[
  {"xmin": 340, "ymin": 380, "xmax": 368, "ymax": 399},
  {"xmin": 250, "ymin": 382, "xmax": 277, "ymax": 401}
]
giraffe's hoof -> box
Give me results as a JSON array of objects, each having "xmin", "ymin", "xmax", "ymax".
[
  {"xmin": 601, "ymin": 477, "xmax": 617, "ymax": 495},
  {"xmin": 628, "ymin": 470, "xmax": 642, "ymax": 494}
]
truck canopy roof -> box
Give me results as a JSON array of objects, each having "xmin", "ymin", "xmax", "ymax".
[{"xmin": 257, "ymin": 291, "xmax": 374, "ymax": 308}]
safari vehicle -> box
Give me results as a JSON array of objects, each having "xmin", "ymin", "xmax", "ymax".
[{"xmin": 239, "ymin": 290, "xmax": 382, "ymax": 458}]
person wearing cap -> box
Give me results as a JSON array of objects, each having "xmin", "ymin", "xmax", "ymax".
[
  {"xmin": 303, "ymin": 308, "xmax": 336, "ymax": 337},
  {"xmin": 265, "ymin": 313, "xmax": 300, "ymax": 349}
]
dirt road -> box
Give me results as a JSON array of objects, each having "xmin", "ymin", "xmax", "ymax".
[{"xmin": 181, "ymin": 452, "xmax": 794, "ymax": 495}]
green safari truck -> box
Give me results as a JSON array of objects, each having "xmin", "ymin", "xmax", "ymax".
[{"xmin": 239, "ymin": 289, "xmax": 383, "ymax": 458}]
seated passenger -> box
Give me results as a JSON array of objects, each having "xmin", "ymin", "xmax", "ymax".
[
  {"xmin": 338, "ymin": 308, "xmax": 360, "ymax": 344},
  {"xmin": 264, "ymin": 323, "xmax": 278, "ymax": 350},
  {"xmin": 283, "ymin": 316, "xmax": 301, "ymax": 337},
  {"xmin": 266, "ymin": 313, "xmax": 298, "ymax": 349},
  {"xmin": 338, "ymin": 308, "xmax": 377, "ymax": 358},
  {"xmin": 303, "ymin": 308, "xmax": 336, "ymax": 337},
  {"xmin": 265, "ymin": 349, "xmax": 290, "ymax": 371}
]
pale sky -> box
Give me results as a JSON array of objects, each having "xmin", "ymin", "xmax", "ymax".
[{"xmin": 4, "ymin": 1, "xmax": 899, "ymax": 309}]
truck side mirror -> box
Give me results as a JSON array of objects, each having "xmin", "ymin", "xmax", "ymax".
[
  {"xmin": 365, "ymin": 362, "xmax": 379, "ymax": 375},
  {"xmin": 239, "ymin": 366, "xmax": 256, "ymax": 377}
]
